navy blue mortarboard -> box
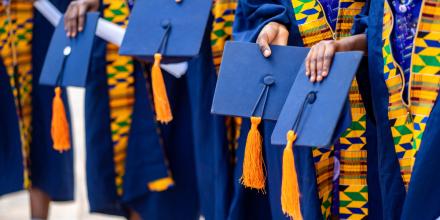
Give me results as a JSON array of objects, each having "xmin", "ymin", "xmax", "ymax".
[
  {"xmin": 119, "ymin": 0, "xmax": 212, "ymax": 124},
  {"xmin": 211, "ymin": 41, "xmax": 309, "ymax": 120},
  {"xmin": 211, "ymin": 41, "xmax": 309, "ymax": 191},
  {"xmin": 273, "ymin": 51, "xmax": 363, "ymax": 220},
  {"xmin": 271, "ymin": 51, "xmax": 364, "ymax": 147},
  {"xmin": 119, "ymin": 0, "xmax": 212, "ymax": 62},
  {"xmin": 38, "ymin": 12, "xmax": 99, "ymax": 153},
  {"xmin": 39, "ymin": 12, "xmax": 99, "ymax": 87}
]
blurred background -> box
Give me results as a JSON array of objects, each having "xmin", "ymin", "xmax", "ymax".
[{"xmin": 0, "ymin": 88, "xmax": 123, "ymax": 220}]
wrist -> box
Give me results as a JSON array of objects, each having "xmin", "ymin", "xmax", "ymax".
[{"xmin": 334, "ymin": 39, "xmax": 352, "ymax": 52}]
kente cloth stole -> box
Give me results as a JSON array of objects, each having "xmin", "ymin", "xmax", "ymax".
[
  {"xmin": 0, "ymin": 0, "xmax": 33, "ymax": 189},
  {"xmin": 103, "ymin": 0, "xmax": 135, "ymax": 196},
  {"xmin": 211, "ymin": 0, "xmax": 241, "ymax": 161},
  {"xmin": 103, "ymin": 0, "xmax": 173, "ymax": 195},
  {"xmin": 211, "ymin": 0, "xmax": 237, "ymax": 73},
  {"xmin": 381, "ymin": 0, "xmax": 440, "ymax": 191},
  {"xmin": 291, "ymin": 0, "xmax": 368, "ymax": 219}
]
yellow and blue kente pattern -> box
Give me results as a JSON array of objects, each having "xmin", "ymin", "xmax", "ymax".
[
  {"xmin": 381, "ymin": 0, "xmax": 440, "ymax": 190},
  {"xmin": 291, "ymin": 0, "xmax": 368, "ymax": 219},
  {"xmin": 211, "ymin": 0, "xmax": 237, "ymax": 72},
  {"xmin": 103, "ymin": 0, "xmax": 135, "ymax": 196},
  {"xmin": 338, "ymin": 81, "xmax": 368, "ymax": 219},
  {"xmin": 0, "ymin": 0, "xmax": 33, "ymax": 189}
]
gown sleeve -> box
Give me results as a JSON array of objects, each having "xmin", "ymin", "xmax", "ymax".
[
  {"xmin": 351, "ymin": 0, "xmax": 371, "ymax": 35},
  {"xmin": 233, "ymin": 0, "xmax": 291, "ymax": 42}
]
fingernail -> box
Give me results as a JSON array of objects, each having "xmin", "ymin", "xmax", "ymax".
[
  {"xmin": 78, "ymin": 27, "xmax": 83, "ymax": 32},
  {"xmin": 263, "ymin": 49, "xmax": 271, "ymax": 57},
  {"xmin": 305, "ymin": 71, "xmax": 309, "ymax": 76},
  {"xmin": 322, "ymin": 71, "xmax": 327, "ymax": 76},
  {"xmin": 310, "ymin": 76, "xmax": 315, "ymax": 82},
  {"xmin": 317, "ymin": 75, "xmax": 322, "ymax": 81}
]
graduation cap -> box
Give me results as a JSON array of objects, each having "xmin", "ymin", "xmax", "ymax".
[
  {"xmin": 39, "ymin": 12, "xmax": 99, "ymax": 152},
  {"xmin": 211, "ymin": 41, "xmax": 310, "ymax": 190},
  {"xmin": 272, "ymin": 51, "xmax": 364, "ymax": 219},
  {"xmin": 119, "ymin": 0, "xmax": 212, "ymax": 123}
]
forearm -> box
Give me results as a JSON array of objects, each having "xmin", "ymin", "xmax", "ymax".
[{"xmin": 336, "ymin": 34, "xmax": 367, "ymax": 54}]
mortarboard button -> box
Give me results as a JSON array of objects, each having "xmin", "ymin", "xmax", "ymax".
[
  {"xmin": 307, "ymin": 91, "xmax": 317, "ymax": 104},
  {"xmin": 63, "ymin": 46, "xmax": 71, "ymax": 56},
  {"xmin": 263, "ymin": 75, "xmax": 275, "ymax": 86},
  {"xmin": 161, "ymin": 19, "xmax": 171, "ymax": 29}
]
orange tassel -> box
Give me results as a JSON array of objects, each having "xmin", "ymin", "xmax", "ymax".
[
  {"xmin": 281, "ymin": 130, "xmax": 302, "ymax": 220},
  {"xmin": 241, "ymin": 116, "xmax": 265, "ymax": 191},
  {"xmin": 151, "ymin": 53, "xmax": 173, "ymax": 123},
  {"xmin": 51, "ymin": 87, "xmax": 71, "ymax": 153}
]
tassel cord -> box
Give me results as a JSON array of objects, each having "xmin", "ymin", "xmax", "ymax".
[
  {"xmin": 50, "ymin": 48, "xmax": 71, "ymax": 152},
  {"xmin": 150, "ymin": 22, "xmax": 173, "ymax": 123},
  {"xmin": 241, "ymin": 82, "xmax": 272, "ymax": 190},
  {"xmin": 250, "ymin": 84, "xmax": 270, "ymax": 118},
  {"xmin": 156, "ymin": 23, "xmax": 172, "ymax": 55},
  {"xmin": 292, "ymin": 91, "xmax": 317, "ymax": 132},
  {"xmin": 280, "ymin": 91, "xmax": 317, "ymax": 219}
]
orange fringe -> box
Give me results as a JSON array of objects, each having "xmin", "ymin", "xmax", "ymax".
[
  {"xmin": 281, "ymin": 130, "xmax": 302, "ymax": 220},
  {"xmin": 51, "ymin": 87, "xmax": 71, "ymax": 152},
  {"xmin": 241, "ymin": 116, "xmax": 265, "ymax": 190},
  {"xmin": 151, "ymin": 53, "xmax": 173, "ymax": 123},
  {"xmin": 148, "ymin": 177, "xmax": 175, "ymax": 192}
]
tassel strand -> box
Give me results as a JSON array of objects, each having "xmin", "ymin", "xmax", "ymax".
[
  {"xmin": 241, "ymin": 116, "xmax": 265, "ymax": 191},
  {"xmin": 151, "ymin": 53, "xmax": 173, "ymax": 123},
  {"xmin": 51, "ymin": 87, "xmax": 71, "ymax": 152},
  {"xmin": 281, "ymin": 130, "xmax": 302, "ymax": 220}
]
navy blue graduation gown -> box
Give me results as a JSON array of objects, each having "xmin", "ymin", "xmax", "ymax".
[
  {"xmin": 366, "ymin": 0, "xmax": 440, "ymax": 219},
  {"xmin": 233, "ymin": 1, "xmax": 319, "ymax": 219},
  {"xmin": 233, "ymin": 0, "xmax": 381, "ymax": 219},
  {"xmin": 0, "ymin": 0, "xmax": 74, "ymax": 201},
  {"xmin": 85, "ymin": 31, "xmax": 199, "ymax": 218}
]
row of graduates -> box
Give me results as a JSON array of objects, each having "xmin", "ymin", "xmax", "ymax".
[{"xmin": 1, "ymin": 0, "xmax": 439, "ymax": 219}]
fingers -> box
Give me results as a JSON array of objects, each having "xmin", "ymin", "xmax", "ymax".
[
  {"xmin": 305, "ymin": 47, "xmax": 313, "ymax": 78},
  {"xmin": 64, "ymin": 1, "xmax": 91, "ymax": 37},
  {"xmin": 257, "ymin": 23, "xmax": 279, "ymax": 57},
  {"xmin": 257, "ymin": 31, "xmax": 272, "ymax": 57},
  {"xmin": 308, "ymin": 46, "xmax": 318, "ymax": 82},
  {"xmin": 305, "ymin": 41, "xmax": 337, "ymax": 83},
  {"xmin": 315, "ymin": 43, "xmax": 326, "ymax": 82},
  {"xmin": 64, "ymin": 2, "xmax": 78, "ymax": 37},
  {"xmin": 64, "ymin": 4, "xmax": 72, "ymax": 37},
  {"xmin": 77, "ymin": 4, "xmax": 87, "ymax": 32},
  {"xmin": 321, "ymin": 45, "xmax": 335, "ymax": 78}
]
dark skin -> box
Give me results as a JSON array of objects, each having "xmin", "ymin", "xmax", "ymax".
[
  {"xmin": 256, "ymin": 22, "xmax": 367, "ymax": 82},
  {"xmin": 64, "ymin": 1, "xmax": 142, "ymax": 219},
  {"xmin": 64, "ymin": 0, "xmax": 100, "ymax": 37},
  {"xmin": 256, "ymin": 22, "xmax": 290, "ymax": 57},
  {"xmin": 305, "ymin": 34, "xmax": 367, "ymax": 82},
  {"xmin": 29, "ymin": 187, "xmax": 51, "ymax": 219}
]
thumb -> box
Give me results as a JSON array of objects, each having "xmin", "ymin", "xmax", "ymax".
[{"xmin": 256, "ymin": 23, "xmax": 279, "ymax": 57}]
